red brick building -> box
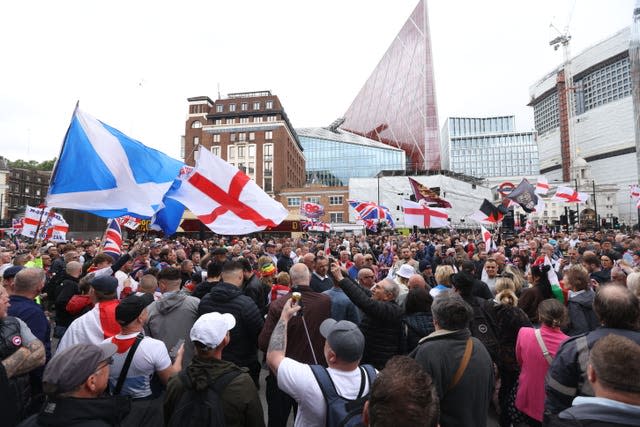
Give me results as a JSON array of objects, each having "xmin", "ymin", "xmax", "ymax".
[
  {"xmin": 277, "ymin": 184, "xmax": 350, "ymax": 224},
  {"xmin": 183, "ymin": 91, "xmax": 305, "ymax": 195}
]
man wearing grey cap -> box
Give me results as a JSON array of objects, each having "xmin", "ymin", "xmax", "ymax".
[
  {"xmin": 17, "ymin": 343, "xmax": 131, "ymax": 427},
  {"xmin": 267, "ymin": 298, "xmax": 376, "ymax": 427}
]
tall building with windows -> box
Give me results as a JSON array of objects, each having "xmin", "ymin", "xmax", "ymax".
[
  {"xmin": 340, "ymin": 0, "xmax": 441, "ymax": 170},
  {"xmin": 441, "ymin": 116, "xmax": 539, "ymax": 178},
  {"xmin": 296, "ymin": 126, "xmax": 406, "ymax": 186},
  {"xmin": 184, "ymin": 91, "xmax": 305, "ymax": 195},
  {"xmin": 529, "ymin": 28, "xmax": 636, "ymax": 224}
]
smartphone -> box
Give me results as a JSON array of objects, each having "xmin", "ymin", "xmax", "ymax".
[{"xmin": 169, "ymin": 338, "xmax": 185, "ymax": 359}]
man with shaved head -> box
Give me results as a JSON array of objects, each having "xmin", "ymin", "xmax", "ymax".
[{"xmin": 407, "ymin": 274, "xmax": 428, "ymax": 291}]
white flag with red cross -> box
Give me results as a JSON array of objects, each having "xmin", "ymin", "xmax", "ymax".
[
  {"xmin": 402, "ymin": 199, "xmax": 448, "ymax": 228},
  {"xmin": 164, "ymin": 149, "xmax": 288, "ymax": 235},
  {"xmin": 480, "ymin": 225, "xmax": 496, "ymax": 252},
  {"xmin": 535, "ymin": 176, "xmax": 550, "ymax": 195},
  {"xmin": 551, "ymin": 186, "xmax": 589, "ymax": 204}
]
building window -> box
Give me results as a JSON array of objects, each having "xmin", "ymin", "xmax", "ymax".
[
  {"xmin": 287, "ymin": 197, "xmax": 301, "ymax": 206},
  {"xmin": 239, "ymin": 117, "xmax": 249, "ymax": 124},
  {"xmin": 254, "ymin": 117, "xmax": 263, "ymax": 123},
  {"xmin": 253, "ymin": 102, "xmax": 260, "ymax": 110},
  {"xmin": 211, "ymin": 146, "xmax": 220, "ymax": 157},
  {"xmin": 226, "ymin": 118, "xmax": 235, "ymax": 125},
  {"xmin": 36, "ymin": 189, "xmax": 41, "ymax": 196},
  {"xmin": 241, "ymin": 103, "xmax": 248, "ymax": 111},
  {"xmin": 575, "ymin": 56, "xmax": 631, "ymax": 114},
  {"xmin": 216, "ymin": 105, "xmax": 223, "ymax": 112},
  {"xmin": 191, "ymin": 121, "xmax": 202, "ymax": 129},
  {"xmin": 24, "ymin": 187, "xmax": 29, "ymax": 194},
  {"xmin": 229, "ymin": 104, "xmax": 236, "ymax": 112},
  {"xmin": 248, "ymin": 144, "xmax": 256, "ymax": 159},
  {"xmin": 329, "ymin": 196, "xmax": 343, "ymax": 205},
  {"xmin": 213, "ymin": 134, "xmax": 220, "ymax": 143},
  {"xmin": 533, "ymin": 92, "xmax": 559, "ymax": 135},
  {"xmin": 193, "ymin": 136, "xmax": 200, "ymax": 146},
  {"xmin": 228, "ymin": 146, "xmax": 236, "ymax": 161},
  {"xmin": 266, "ymin": 100, "xmax": 273, "ymax": 109},
  {"xmin": 264, "ymin": 177, "xmax": 272, "ymax": 193},
  {"xmin": 230, "ymin": 133, "xmax": 236, "ymax": 142},
  {"xmin": 215, "ymin": 119, "xmax": 222, "ymax": 125},
  {"xmin": 265, "ymin": 131, "xmax": 273, "ymax": 140},
  {"xmin": 249, "ymin": 132, "xmax": 255, "ymax": 141},
  {"xmin": 330, "ymin": 212, "xmax": 344, "ymax": 223},
  {"xmin": 263, "ymin": 143, "xmax": 273, "ymax": 160},
  {"xmin": 307, "ymin": 196, "xmax": 320, "ymax": 204},
  {"xmin": 267, "ymin": 115, "xmax": 277, "ymax": 122},
  {"xmin": 238, "ymin": 133, "xmax": 246, "ymax": 142}
]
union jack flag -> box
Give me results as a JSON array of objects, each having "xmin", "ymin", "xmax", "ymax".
[
  {"xmin": 302, "ymin": 220, "xmax": 332, "ymax": 233},
  {"xmin": 348, "ymin": 200, "xmax": 395, "ymax": 228},
  {"xmin": 102, "ymin": 219, "xmax": 123, "ymax": 260}
]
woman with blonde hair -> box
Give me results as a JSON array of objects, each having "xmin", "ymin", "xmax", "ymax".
[
  {"xmin": 503, "ymin": 265, "xmax": 526, "ymax": 296},
  {"xmin": 429, "ymin": 264, "xmax": 454, "ymax": 298},
  {"xmin": 491, "ymin": 274, "xmax": 532, "ymax": 427}
]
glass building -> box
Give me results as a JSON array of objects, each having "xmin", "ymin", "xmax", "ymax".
[
  {"xmin": 297, "ymin": 127, "xmax": 406, "ymax": 186},
  {"xmin": 441, "ymin": 116, "xmax": 539, "ymax": 178},
  {"xmin": 340, "ymin": 0, "xmax": 441, "ymax": 171}
]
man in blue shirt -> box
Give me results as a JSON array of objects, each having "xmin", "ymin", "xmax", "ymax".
[{"xmin": 323, "ymin": 279, "xmax": 360, "ymax": 325}]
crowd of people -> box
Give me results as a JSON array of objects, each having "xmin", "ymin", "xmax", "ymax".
[{"xmin": 1, "ymin": 227, "xmax": 640, "ymax": 426}]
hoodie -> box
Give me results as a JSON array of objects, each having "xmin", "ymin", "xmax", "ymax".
[
  {"xmin": 198, "ymin": 282, "xmax": 264, "ymax": 369},
  {"xmin": 164, "ymin": 357, "xmax": 264, "ymax": 427},
  {"xmin": 566, "ymin": 289, "xmax": 599, "ymax": 336},
  {"xmin": 144, "ymin": 292, "xmax": 199, "ymax": 369}
]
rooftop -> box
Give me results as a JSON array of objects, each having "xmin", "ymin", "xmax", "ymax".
[{"xmin": 296, "ymin": 127, "xmax": 405, "ymax": 151}]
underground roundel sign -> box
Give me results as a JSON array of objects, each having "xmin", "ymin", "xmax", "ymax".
[{"xmin": 498, "ymin": 182, "xmax": 515, "ymax": 197}]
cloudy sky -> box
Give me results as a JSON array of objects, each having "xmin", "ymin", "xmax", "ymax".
[{"xmin": 0, "ymin": 0, "xmax": 634, "ymax": 162}]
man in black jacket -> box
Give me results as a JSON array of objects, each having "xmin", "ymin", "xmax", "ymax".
[
  {"xmin": 330, "ymin": 264, "xmax": 403, "ymax": 370},
  {"xmin": 18, "ymin": 342, "xmax": 130, "ymax": 427},
  {"xmin": 239, "ymin": 258, "xmax": 266, "ymax": 315},
  {"xmin": 53, "ymin": 261, "xmax": 83, "ymax": 337},
  {"xmin": 198, "ymin": 261, "xmax": 264, "ymax": 387}
]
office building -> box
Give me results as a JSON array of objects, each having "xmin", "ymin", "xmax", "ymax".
[
  {"xmin": 184, "ymin": 91, "xmax": 306, "ymax": 195},
  {"xmin": 441, "ymin": 116, "xmax": 539, "ymax": 178},
  {"xmin": 341, "ymin": 0, "xmax": 441, "ymax": 170},
  {"xmin": 529, "ymin": 28, "xmax": 635, "ymax": 224}
]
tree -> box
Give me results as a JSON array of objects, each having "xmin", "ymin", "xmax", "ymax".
[{"xmin": 9, "ymin": 158, "xmax": 56, "ymax": 171}]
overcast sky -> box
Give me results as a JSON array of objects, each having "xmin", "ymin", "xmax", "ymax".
[{"xmin": 0, "ymin": 0, "xmax": 634, "ymax": 162}]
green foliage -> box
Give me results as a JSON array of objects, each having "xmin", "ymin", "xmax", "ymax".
[{"xmin": 9, "ymin": 158, "xmax": 57, "ymax": 171}]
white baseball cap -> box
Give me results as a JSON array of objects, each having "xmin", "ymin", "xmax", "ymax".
[
  {"xmin": 397, "ymin": 264, "xmax": 416, "ymax": 279},
  {"xmin": 190, "ymin": 312, "xmax": 236, "ymax": 348}
]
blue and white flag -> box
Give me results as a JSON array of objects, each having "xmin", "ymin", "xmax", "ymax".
[{"xmin": 46, "ymin": 107, "xmax": 185, "ymax": 221}]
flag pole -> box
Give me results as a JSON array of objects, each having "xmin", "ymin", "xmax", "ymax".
[
  {"xmin": 48, "ymin": 101, "xmax": 80, "ymax": 192},
  {"xmin": 32, "ymin": 205, "xmax": 49, "ymax": 244}
]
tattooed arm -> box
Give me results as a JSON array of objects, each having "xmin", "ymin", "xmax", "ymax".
[
  {"xmin": 2, "ymin": 339, "xmax": 46, "ymax": 379},
  {"xmin": 266, "ymin": 298, "xmax": 300, "ymax": 375}
]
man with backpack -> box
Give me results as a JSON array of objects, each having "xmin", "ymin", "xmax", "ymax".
[
  {"xmin": 267, "ymin": 298, "xmax": 376, "ymax": 427},
  {"xmin": 164, "ymin": 312, "xmax": 264, "ymax": 427}
]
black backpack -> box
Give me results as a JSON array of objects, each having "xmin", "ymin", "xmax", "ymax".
[
  {"xmin": 469, "ymin": 297, "xmax": 500, "ymax": 362},
  {"xmin": 166, "ymin": 369, "xmax": 242, "ymax": 427},
  {"xmin": 310, "ymin": 364, "xmax": 377, "ymax": 427}
]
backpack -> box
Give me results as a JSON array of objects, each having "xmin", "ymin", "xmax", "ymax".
[
  {"xmin": 469, "ymin": 297, "xmax": 500, "ymax": 362},
  {"xmin": 310, "ymin": 364, "xmax": 377, "ymax": 427},
  {"xmin": 166, "ymin": 369, "xmax": 242, "ymax": 427}
]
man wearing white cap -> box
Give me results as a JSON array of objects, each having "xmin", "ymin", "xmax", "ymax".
[
  {"xmin": 394, "ymin": 264, "xmax": 415, "ymax": 307},
  {"xmin": 164, "ymin": 312, "xmax": 264, "ymax": 426}
]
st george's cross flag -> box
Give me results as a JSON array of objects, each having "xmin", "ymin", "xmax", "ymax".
[
  {"xmin": 480, "ymin": 225, "xmax": 497, "ymax": 253},
  {"xmin": 21, "ymin": 205, "xmax": 69, "ymax": 241},
  {"xmin": 102, "ymin": 219, "xmax": 123, "ymax": 260},
  {"xmin": 402, "ymin": 199, "xmax": 449, "ymax": 228},
  {"xmin": 164, "ymin": 148, "xmax": 288, "ymax": 235},
  {"xmin": 552, "ymin": 186, "xmax": 589, "ymax": 204},
  {"xmin": 46, "ymin": 106, "xmax": 184, "ymax": 224},
  {"xmin": 535, "ymin": 176, "xmax": 550, "ymax": 195}
]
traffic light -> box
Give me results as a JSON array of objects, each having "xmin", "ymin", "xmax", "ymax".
[
  {"xmin": 560, "ymin": 214, "xmax": 568, "ymax": 226},
  {"xmin": 613, "ymin": 216, "xmax": 620, "ymax": 229},
  {"xmin": 568, "ymin": 210, "xmax": 577, "ymax": 225}
]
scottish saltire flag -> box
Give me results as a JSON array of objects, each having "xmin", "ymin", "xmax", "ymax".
[
  {"xmin": 102, "ymin": 219, "xmax": 123, "ymax": 260},
  {"xmin": 164, "ymin": 148, "xmax": 288, "ymax": 235},
  {"xmin": 46, "ymin": 107, "xmax": 185, "ymax": 222}
]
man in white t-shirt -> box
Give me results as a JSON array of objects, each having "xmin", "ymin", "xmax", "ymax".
[
  {"xmin": 266, "ymin": 298, "xmax": 375, "ymax": 427},
  {"xmin": 105, "ymin": 293, "xmax": 184, "ymax": 427}
]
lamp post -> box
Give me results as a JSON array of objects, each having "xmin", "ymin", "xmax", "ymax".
[{"xmin": 591, "ymin": 180, "xmax": 599, "ymax": 230}]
